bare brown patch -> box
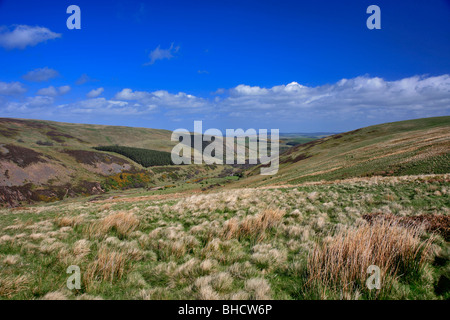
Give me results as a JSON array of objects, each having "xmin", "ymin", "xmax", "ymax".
[{"xmin": 1, "ymin": 144, "xmax": 46, "ymax": 168}]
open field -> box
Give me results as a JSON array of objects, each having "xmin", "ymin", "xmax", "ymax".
[{"xmin": 0, "ymin": 174, "xmax": 448, "ymax": 300}]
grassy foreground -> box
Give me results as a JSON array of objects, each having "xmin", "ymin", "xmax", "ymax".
[{"xmin": 0, "ymin": 174, "xmax": 448, "ymax": 300}]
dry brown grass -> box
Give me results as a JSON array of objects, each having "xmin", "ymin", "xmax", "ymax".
[
  {"xmin": 56, "ymin": 215, "xmax": 84, "ymax": 228},
  {"xmin": 363, "ymin": 212, "xmax": 450, "ymax": 241},
  {"xmin": 306, "ymin": 220, "xmax": 434, "ymax": 299},
  {"xmin": 84, "ymin": 246, "xmax": 128, "ymax": 290},
  {"xmin": 0, "ymin": 275, "xmax": 29, "ymax": 298},
  {"xmin": 3, "ymin": 254, "xmax": 20, "ymax": 265},
  {"xmin": 221, "ymin": 209, "xmax": 285, "ymax": 241},
  {"xmin": 85, "ymin": 211, "xmax": 139, "ymax": 238},
  {"xmin": 245, "ymin": 278, "xmax": 272, "ymax": 300}
]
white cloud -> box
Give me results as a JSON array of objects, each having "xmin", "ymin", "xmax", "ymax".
[
  {"xmin": 232, "ymin": 84, "xmax": 268, "ymax": 96},
  {"xmin": 115, "ymin": 88, "xmax": 207, "ymax": 111},
  {"xmin": 37, "ymin": 85, "xmax": 71, "ymax": 96},
  {"xmin": 26, "ymin": 95, "xmax": 55, "ymax": 107},
  {"xmin": 58, "ymin": 98, "xmax": 156, "ymax": 115},
  {"xmin": 144, "ymin": 43, "xmax": 179, "ymax": 65},
  {"xmin": 3, "ymin": 95, "xmax": 54, "ymax": 113},
  {"xmin": 115, "ymin": 88, "xmax": 148, "ymax": 100},
  {"xmin": 218, "ymin": 75, "xmax": 450, "ymax": 121},
  {"xmin": 86, "ymin": 87, "xmax": 104, "ymax": 98},
  {"xmin": 23, "ymin": 67, "xmax": 59, "ymax": 82},
  {"xmin": 0, "ymin": 81, "xmax": 26, "ymax": 95},
  {"xmin": 0, "ymin": 25, "xmax": 61, "ymax": 49},
  {"xmin": 59, "ymin": 85, "xmax": 71, "ymax": 95},
  {"xmin": 2, "ymin": 74, "xmax": 449, "ymax": 127},
  {"xmin": 37, "ymin": 86, "xmax": 57, "ymax": 96}
]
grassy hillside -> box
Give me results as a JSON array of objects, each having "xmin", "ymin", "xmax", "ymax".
[
  {"xmin": 0, "ymin": 118, "xmax": 247, "ymax": 206},
  {"xmin": 2, "ymin": 116, "xmax": 449, "ymax": 206},
  {"xmin": 238, "ymin": 116, "xmax": 450, "ymax": 187},
  {"xmin": 0, "ymin": 118, "xmax": 175, "ymax": 151},
  {"xmin": 0, "ymin": 174, "xmax": 448, "ymax": 300},
  {"xmin": 0, "ymin": 117, "xmax": 449, "ymax": 300}
]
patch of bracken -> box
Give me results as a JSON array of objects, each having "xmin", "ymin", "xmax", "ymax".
[{"xmin": 363, "ymin": 213, "xmax": 450, "ymax": 241}]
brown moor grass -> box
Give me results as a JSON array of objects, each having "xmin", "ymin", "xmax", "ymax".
[
  {"xmin": 221, "ymin": 209, "xmax": 285, "ymax": 242},
  {"xmin": 84, "ymin": 246, "xmax": 127, "ymax": 289},
  {"xmin": 306, "ymin": 220, "xmax": 434, "ymax": 299},
  {"xmin": 85, "ymin": 211, "xmax": 139, "ymax": 238},
  {"xmin": 363, "ymin": 213, "xmax": 450, "ymax": 241}
]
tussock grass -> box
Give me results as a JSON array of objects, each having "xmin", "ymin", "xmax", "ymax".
[
  {"xmin": 221, "ymin": 209, "xmax": 285, "ymax": 241},
  {"xmin": 0, "ymin": 174, "xmax": 448, "ymax": 300},
  {"xmin": 84, "ymin": 246, "xmax": 128, "ymax": 289},
  {"xmin": 245, "ymin": 278, "xmax": 272, "ymax": 300},
  {"xmin": 0, "ymin": 275, "xmax": 29, "ymax": 298},
  {"xmin": 85, "ymin": 211, "xmax": 139, "ymax": 238},
  {"xmin": 56, "ymin": 215, "xmax": 84, "ymax": 228},
  {"xmin": 306, "ymin": 220, "xmax": 435, "ymax": 299}
]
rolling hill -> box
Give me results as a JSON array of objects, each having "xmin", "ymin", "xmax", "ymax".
[
  {"xmin": 237, "ymin": 116, "xmax": 450, "ymax": 187},
  {"xmin": 1, "ymin": 116, "xmax": 449, "ymax": 207},
  {"xmin": 0, "ymin": 117, "xmax": 449, "ymax": 300},
  {"xmin": 0, "ymin": 118, "xmax": 179, "ymax": 206},
  {"xmin": 0, "ymin": 118, "xmax": 245, "ymax": 206}
]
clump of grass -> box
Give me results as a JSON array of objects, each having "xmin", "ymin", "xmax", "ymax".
[
  {"xmin": 245, "ymin": 278, "xmax": 272, "ymax": 300},
  {"xmin": 305, "ymin": 220, "xmax": 435, "ymax": 299},
  {"xmin": 221, "ymin": 209, "xmax": 285, "ymax": 241},
  {"xmin": 0, "ymin": 275, "xmax": 29, "ymax": 298},
  {"xmin": 85, "ymin": 211, "xmax": 139, "ymax": 238},
  {"xmin": 84, "ymin": 246, "xmax": 128, "ymax": 290},
  {"xmin": 57, "ymin": 215, "xmax": 84, "ymax": 228}
]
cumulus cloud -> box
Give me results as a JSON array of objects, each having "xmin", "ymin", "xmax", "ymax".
[
  {"xmin": 0, "ymin": 25, "xmax": 61, "ymax": 49},
  {"xmin": 218, "ymin": 75, "xmax": 450, "ymax": 121},
  {"xmin": 115, "ymin": 88, "xmax": 207, "ymax": 111},
  {"xmin": 1, "ymin": 74, "xmax": 449, "ymax": 129},
  {"xmin": 3, "ymin": 95, "xmax": 54, "ymax": 113},
  {"xmin": 86, "ymin": 87, "xmax": 104, "ymax": 98},
  {"xmin": 58, "ymin": 97, "xmax": 156, "ymax": 116},
  {"xmin": 144, "ymin": 43, "xmax": 179, "ymax": 65},
  {"xmin": 23, "ymin": 67, "xmax": 59, "ymax": 82},
  {"xmin": 59, "ymin": 85, "xmax": 71, "ymax": 95},
  {"xmin": 37, "ymin": 85, "xmax": 71, "ymax": 96},
  {"xmin": 0, "ymin": 81, "xmax": 26, "ymax": 95}
]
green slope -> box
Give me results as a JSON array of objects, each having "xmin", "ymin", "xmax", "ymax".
[
  {"xmin": 0, "ymin": 117, "xmax": 175, "ymax": 152},
  {"xmin": 236, "ymin": 116, "xmax": 450, "ymax": 187},
  {"xmin": 0, "ymin": 118, "xmax": 245, "ymax": 206}
]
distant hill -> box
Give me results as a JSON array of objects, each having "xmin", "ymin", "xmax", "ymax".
[
  {"xmin": 236, "ymin": 116, "xmax": 450, "ymax": 187},
  {"xmin": 0, "ymin": 118, "xmax": 247, "ymax": 206},
  {"xmin": 0, "ymin": 118, "xmax": 178, "ymax": 206},
  {"xmin": 0, "ymin": 118, "xmax": 175, "ymax": 151},
  {"xmin": 2, "ymin": 116, "xmax": 449, "ymax": 206}
]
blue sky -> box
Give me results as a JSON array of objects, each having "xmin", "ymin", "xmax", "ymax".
[{"xmin": 0, "ymin": 0, "xmax": 449, "ymax": 132}]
